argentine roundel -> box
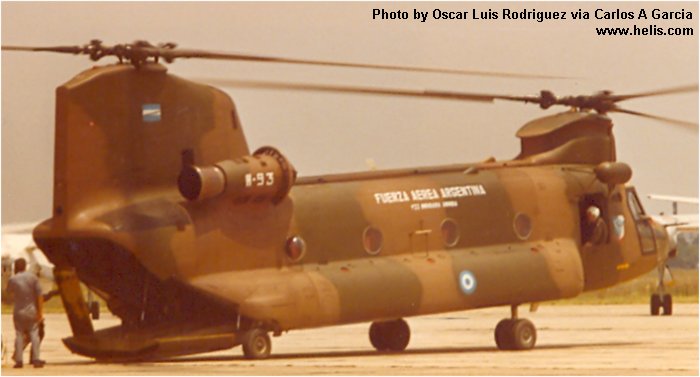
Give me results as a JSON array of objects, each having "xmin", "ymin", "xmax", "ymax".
[{"xmin": 459, "ymin": 270, "xmax": 477, "ymax": 295}]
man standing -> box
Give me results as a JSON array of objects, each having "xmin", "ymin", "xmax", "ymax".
[{"xmin": 7, "ymin": 258, "xmax": 45, "ymax": 368}]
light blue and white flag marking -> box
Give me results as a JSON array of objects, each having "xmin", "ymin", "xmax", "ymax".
[{"xmin": 142, "ymin": 104, "xmax": 161, "ymax": 122}]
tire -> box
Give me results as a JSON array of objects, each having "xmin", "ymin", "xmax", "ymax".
[
  {"xmin": 90, "ymin": 301, "xmax": 100, "ymax": 320},
  {"xmin": 384, "ymin": 319, "xmax": 410, "ymax": 351},
  {"xmin": 494, "ymin": 319, "xmax": 515, "ymax": 350},
  {"xmin": 662, "ymin": 294, "xmax": 673, "ymax": 316},
  {"xmin": 511, "ymin": 319, "xmax": 537, "ymax": 350},
  {"xmin": 242, "ymin": 329, "xmax": 271, "ymax": 360},
  {"xmin": 369, "ymin": 319, "xmax": 410, "ymax": 351},
  {"xmin": 650, "ymin": 294, "xmax": 661, "ymax": 316},
  {"xmin": 369, "ymin": 322, "xmax": 388, "ymax": 351}
]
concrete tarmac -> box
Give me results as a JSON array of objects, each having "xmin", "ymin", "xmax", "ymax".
[{"xmin": 1, "ymin": 304, "xmax": 697, "ymax": 375}]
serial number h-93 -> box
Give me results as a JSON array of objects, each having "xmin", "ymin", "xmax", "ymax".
[
  {"xmin": 178, "ymin": 146, "xmax": 296, "ymax": 205},
  {"xmin": 245, "ymin": 172, "xmax": 275, "ymax": 188}
]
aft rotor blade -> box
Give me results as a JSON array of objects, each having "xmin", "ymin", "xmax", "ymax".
[
  {"xmin": 164, "ymin": 48, "xmax": 569, "ymax": 79},
  {"xmin": 2, "ymin": 42, "xmax": 567, "ymax": 79},
  {"xmin": 204, "ymin": 78, "xmax": 540, "ymax": 104},
  {"xmin": 611, "ymin": 107, "xmax": 698, "ymax": 128},
  {"xmin": 611, "ymin": 84, "xmax": 699, "ymax": 102},
  {"xmin": 2, "ymin": 45, "xmax": 84, "ymax": 54}
]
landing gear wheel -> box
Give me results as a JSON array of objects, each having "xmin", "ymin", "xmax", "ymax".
[
  {"xmin": 369, "ymin": 322, "xmax": 388, "ymax": 350},
  {"xmin": 494, "ymin": 319, "xmax": 515, "ymax": 350},
  {"xmin": 89, "ymin": 301, "xmax": 100, "ymax": 320},
  {"xmin": 369, "ymin": 319, "xmax": 410, "ymax": 351},
  {"xmin": 511, "ymin": 319, "xmax": 537, "ymax": 350},
  {"xmin": 495, "ymin": 319, "xmax": 536, "ymax": 350},
  {"xmin": 650, "ymin": 294, "xmax": 661, "ymax": 316},
  {"xmin": 662, "ymin": 294, "xmax": 673, "ymax": 316},
  {"xmin": 241, "ymin": 328, "xmax": 271, "ymax": 360}
]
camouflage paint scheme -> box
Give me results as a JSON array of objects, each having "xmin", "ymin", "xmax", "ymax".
[{"xmin": 33, "ymin": 64, "xmax": 668, "ymax": 360}]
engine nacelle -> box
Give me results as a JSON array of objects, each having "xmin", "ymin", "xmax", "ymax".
[{"xmin": 178, "ymin": 146, "xmax": 296, "ymax": 204}]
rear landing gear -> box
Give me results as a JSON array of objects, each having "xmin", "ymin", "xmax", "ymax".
[
  {"xmin": 89, "ymin": 301, "xmax": 100, "ymax": 320},
  {"xmin": 241, "ymin": 328, "xmax": 271, "ymax": 359},
  {"xmin": 494, "ymin": 305, "xmax": 537, "ymax": 350},
  {"xmin": 369, "ymin": 318, "xmax": 410, "ymax": 351}
]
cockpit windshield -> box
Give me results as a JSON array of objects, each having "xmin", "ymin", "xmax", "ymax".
[{"xmin": 626, "ymin": 187, "xmax": 646, "ymax": 220}]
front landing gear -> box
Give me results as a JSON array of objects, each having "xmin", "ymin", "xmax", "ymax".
[
  {"xmin": 494, "ymin": 305, "xmax": 537, "ymax": 350},
  {"xmin": 651, "ymin": 293, "xmax": 672, "ymax": 316},
  {"xmin": 369, "ymin": 318, "xmax": 410, "ymax": 351},
  {"xmin": 241, "ymin": 328, "xmax": 272, "ymax": 359},
  {"xmin": 651, "ymin": 264, "xmax": 673, "ymax": 316}
]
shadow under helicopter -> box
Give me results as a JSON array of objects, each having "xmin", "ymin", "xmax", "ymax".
[
  {"xmin": 164, "ymin": 341, "xmax": 642, "ymax": 363},
  {"xmin": 39, "ymin": 341, "xmax": 643, "ymax": 366}
]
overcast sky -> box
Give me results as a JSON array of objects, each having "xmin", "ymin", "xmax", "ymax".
[{"xmin": 1, "ymin": 2, "xmax": 698, "ymax": 224}]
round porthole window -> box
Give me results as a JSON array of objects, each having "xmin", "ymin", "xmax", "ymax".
[
  {"xmin": 285, "ymin": 235, "xmax": 306, "ymax": 262},
  {"xmin": 513, "ymin": 213, "xmax": 533, "ymax": 240},
  {"xmin": 441, "ymin": 218, "xmax": 460, "ymax": 247},
  {"xmin": 363, "ymin": 226, "xmax": 383, "ymax": 255}
]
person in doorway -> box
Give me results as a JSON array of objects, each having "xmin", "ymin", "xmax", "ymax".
[
  {"xmin": 585, "ymin": 206, "xmax": 608, "ymax": 246},
  {"xmin": 6, "ymin": 258, "xmax": 45, "ymax": 368}
]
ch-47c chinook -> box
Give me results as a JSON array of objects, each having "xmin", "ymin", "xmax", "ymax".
[{"xmin": 2, "ymin": 40, "xmax": 697, "ymax": 361}]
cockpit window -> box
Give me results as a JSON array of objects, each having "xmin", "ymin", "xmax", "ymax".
[
  {"xmin": 627, "ymin": 187, "xmax": 656, "ymax": 254},
  {"xmin": 626, "ymin": 188, "xmax": 645, "ymax": 220}
]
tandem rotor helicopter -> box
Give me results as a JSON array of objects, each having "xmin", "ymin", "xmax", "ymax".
[{"xmin": 1, "ymin": 40, "xmax": 697, "ymax": 360}]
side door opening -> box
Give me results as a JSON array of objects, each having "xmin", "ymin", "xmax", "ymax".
[{"xmin": 579, "ymin": 193, "xmax": 610, "ymax": 246}]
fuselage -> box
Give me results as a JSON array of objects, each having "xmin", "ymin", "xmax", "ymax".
[
  {"xmin": 35, "ymin": 159, "xmax": 663, "ymax": 332},
  {"xmin": 31, "ymin": 62, "xmax": 667, "ymax": 358}
]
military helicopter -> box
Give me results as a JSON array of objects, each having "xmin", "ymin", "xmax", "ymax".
[{"xmin": 1, "ymin": 40, "xmax": 696, "ymax": 361}]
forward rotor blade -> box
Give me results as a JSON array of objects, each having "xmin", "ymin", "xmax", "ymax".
[
  {"xmin": 611, "ymin": 107, "xmax": 698, "ymax": 128},
  {"xmin": 203, "ymin": 78, "xmax": 539, "ymax": 104},
  {"xmin": 611, "ymin": 84, "xmax": 699, "ymax": 102}
]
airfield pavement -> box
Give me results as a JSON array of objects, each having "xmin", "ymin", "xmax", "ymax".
[{"xmin": 0, "ymin": 304, "xmax": 697, "ymax": 375}]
